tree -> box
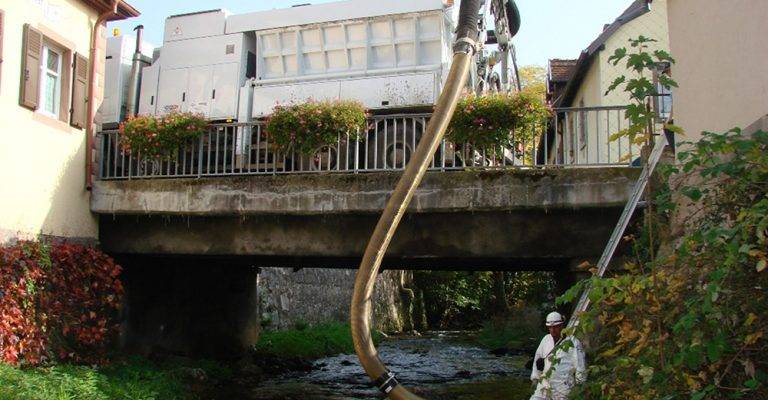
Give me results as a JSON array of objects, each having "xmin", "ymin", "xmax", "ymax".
[{"xmin": 518, "ymin": 65, "xmax": 547, "ymax": 99}]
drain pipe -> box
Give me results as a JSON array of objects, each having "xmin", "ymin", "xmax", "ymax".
[
  {"xmin": 350, "ymin": 0, "xmax": 481, "ymax": 398},
  {"xmin": 126, "ymin": 25, "xmax": 148, "ymax": 117},
  {"xmin": 86, "ymin": 0, "xmax": 120, "ymax": 190}
]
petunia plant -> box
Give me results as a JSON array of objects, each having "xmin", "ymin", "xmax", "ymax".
[
  {"xmin": 118, "ymin": 112, "xmax": 208, "ymax": 159},
  {"xmin": 266, "ymin": 100, "xmax": 367, "ymax": 155}
]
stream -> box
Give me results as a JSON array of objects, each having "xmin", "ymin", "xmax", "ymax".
[{"xmin": 245, "ymin": 332, "xmax": 533, "ymax": 400}]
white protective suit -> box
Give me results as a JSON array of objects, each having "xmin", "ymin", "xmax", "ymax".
[{"xmin": 529, "ymin": 334, "xmax": 586, "ymax": 400}]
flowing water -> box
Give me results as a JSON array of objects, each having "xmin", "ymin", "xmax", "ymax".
[{"xmin": 247, "ymin": 332, "xmax": 532, "ymax": 400}]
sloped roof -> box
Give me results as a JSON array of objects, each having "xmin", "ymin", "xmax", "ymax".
[
  {"xmin": 548, "ymin": 59, "xmax": 577, "ymax": 83},
  {"xmin": 79, "ymin": 0, "xmax": 140, "ymax": 21},
  {"xmin": 557, "ymin": 0, "xmax": 652, "ymax": 107}
]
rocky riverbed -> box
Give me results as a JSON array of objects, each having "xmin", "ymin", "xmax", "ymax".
[{"xmin": 216, "ymin": 332, "xmax": 533, "ymax": 400}]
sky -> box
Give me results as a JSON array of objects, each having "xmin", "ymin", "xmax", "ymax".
[{"xmin": 110, "ymin": 0, "xmax": 633, "ymax": 67}]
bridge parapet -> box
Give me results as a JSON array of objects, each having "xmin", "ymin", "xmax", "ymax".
[{"xmin": 92, "ymin": 168, "xmax": 640, "ymax": 216}]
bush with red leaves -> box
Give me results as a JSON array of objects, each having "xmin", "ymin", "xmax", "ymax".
[{"xmin": 0, "ymin": 241, "xmax": 123, "ymax": 366}]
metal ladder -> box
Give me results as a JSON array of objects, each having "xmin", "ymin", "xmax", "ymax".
[{"xmin": 567, "ymin": 134, "xmax": 669, "ymax": 329}]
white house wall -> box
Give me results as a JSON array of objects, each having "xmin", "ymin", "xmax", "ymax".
[
  {"xmin": 667, "ymin": 0, "xmax": 768, "ymax": 143},
  {"xmin": 569, "ymin": 0, "xmax": 669, "ymax": 165},
  {"xmin": 0, "ymin": 0, "xmax": 102, "ymax": 242}
]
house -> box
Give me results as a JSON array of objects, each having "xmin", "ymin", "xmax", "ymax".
[
  {"xmin": 548, "ymin": 0, "xmax": 670, "ymax": 165},
  {"xmin": 546, "ymin": 58, "xmax": 576, "ymax": 106},
  {"xmin": 0, "ymin": 0, "xmax": 139, "ymax": 244},
  {"xmin": 666, "ymin": 0, "xmax": 768, "ymax": 142}
]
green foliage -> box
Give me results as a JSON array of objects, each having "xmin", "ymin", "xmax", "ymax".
[
  {"xmin": 414, "ymin": 271, "xmax": 556, "ymax": 329},
  {"xmin": 119, "ymin": 112, "xmax": 208, "ymax": 159},
  {"xmin": 414, "ymin": 271, "xmax": 494, "ymax": 328},
  {"xmin": 448, "ymin": 92, "xmax": 550, "ymax": 151},
  {"xmin": 605, "ymin": 36, "xmax": 681, "ymax": 146},
  {"xmin": 517, "ymin": 65, "xmax": 547, "ymax": 99},
  {"xmin": 476, "ymin": 307, "xmax": 543, "ymax": 350},
  {"xmin": 0, "ymin": 356, "xmax": 226, "ymax": 400},
  {"xmin": 560, "ymin": 129, "xmax": 768, "ymax": 399},
  {"xmin": 253, "ymin": 322, "xmax": 380, "ymax": 359},
  {"xmin": 266, "ymin": 100, "xmax": 367, "ymax": 155}
]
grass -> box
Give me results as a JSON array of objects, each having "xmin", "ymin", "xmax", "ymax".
[
  {"xmin": 476, "ymin": 314, "xmax": 543, "ymax": 351},
  {"xmin": 254, "ymin": 322, "xmax": 380, "ymax": 359},
  {"xmin": 0, "ymin": 356, "xmax": 231, "ymax": 400}
]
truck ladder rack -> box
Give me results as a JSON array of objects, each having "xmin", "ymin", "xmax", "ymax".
[{"xmin": 567, "ymin": 134, "xmax": 669, "ymax": 329}]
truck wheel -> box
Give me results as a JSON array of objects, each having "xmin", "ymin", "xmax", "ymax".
[
  {"xmin": 309, "ymin": 144, "xmax": 338, "ymax": 171},
  {"xmin": 363, "ymin": 118, "xmax": 435, "ymax": 170}
]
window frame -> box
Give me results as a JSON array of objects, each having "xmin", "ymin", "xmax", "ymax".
[
  {"xmin": 38, "ymin": 44, "xmax": 64, "ymax": 118},
  {"xmin": 19, "ymin": 24, "xmax": 76, "ymax": 125},
  {"xmin": 652, "ymin": 62, "xmax": 673, "ymax": 122}
]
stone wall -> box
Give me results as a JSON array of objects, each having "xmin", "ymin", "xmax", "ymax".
[{"xmin": 257, "ymin": 267, "xmax": 412, "ymax": 333}]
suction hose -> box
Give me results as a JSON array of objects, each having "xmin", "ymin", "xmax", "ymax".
[{"xmin": 350, "ymin": 1, "xmax": 481, "ymax": 398}]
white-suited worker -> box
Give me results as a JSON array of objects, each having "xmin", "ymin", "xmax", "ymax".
[{"xmin": 529, "ymin": 311, "xmax": 586, "ymax": 400}]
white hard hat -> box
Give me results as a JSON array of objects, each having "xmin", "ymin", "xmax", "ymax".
[{"xmin": 545, "ymin": 311, "xmax": 565, "ymax": 327}]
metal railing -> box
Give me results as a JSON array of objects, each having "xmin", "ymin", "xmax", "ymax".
[{"xmin": 97, "ymin": 107, "xmax": 637, "ymax": 180}]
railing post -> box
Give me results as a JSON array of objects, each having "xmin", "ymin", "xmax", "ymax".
[
  {"xmin": 198, "ymin": 133, "xmax": 204, "ymax": 178},
  {"xmin": 354, "ymin": 127, "xmax": 360, "ymax": 174}
]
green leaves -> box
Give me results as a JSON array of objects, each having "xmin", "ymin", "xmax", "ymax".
[
  {"xmin": 448, "ymin": 92, "xmax": 550, "ymax": 150},
  {"xmin": 605, "ymin": 76, "xmax": 626, "ymax": 96},
  {"xmin": 681, "ymin": 186, "xmax": 703, "ymax": 201},
  {"xmin": 626, "ymin": 77, "xmax": 656, "ymax": 100},
  {"xmin": 608, "ymin": 47, "xmax": 628, "ymax": 66},
  {"xmin": 627, "ymin": 52, "xmax": 655, "ymax": 73},
  {"xmin": 653, "ymin": 49, "xmax": 675, "ymax": 64},
  {"xmin": 658, "ymin": 74, "xmax": 679, "ymax": 89},
  {"xmin": 568, "ymin": 124, "xmax": 768, "ymax": 398},
  {"xmin": 604, "ymin": 36, "xmax": 679, "ymax": 145}
]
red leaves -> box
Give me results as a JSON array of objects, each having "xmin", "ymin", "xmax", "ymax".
[{"xmin": 0, "ymin": 241, "xmax": 123, "ymax": 366}]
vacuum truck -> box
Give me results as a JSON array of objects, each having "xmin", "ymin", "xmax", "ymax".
[{"xmin": 100, "ymin": 0, "xmax": 521, "ymax": 126}]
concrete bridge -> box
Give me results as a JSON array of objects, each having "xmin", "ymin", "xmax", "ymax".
[
  {"xmin": 93, "ymin": 110, "xmax": 650, "ymax": 356},
  {"xmin": 92, "ymin": 167, "xmax": 640, "ymax": 271}
]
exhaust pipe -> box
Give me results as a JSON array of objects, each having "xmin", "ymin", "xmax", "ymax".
[
  {"xmin": 350, "ymin": 0, "xmax": 482, "ymax": 399},
  {"xmin": 126, "ymin": 25, "xmax": 149, "ymax": 117}
]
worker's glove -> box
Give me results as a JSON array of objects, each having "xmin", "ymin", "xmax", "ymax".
[{"xmin": 536, "ymin": 357, "xmax": 545, "ymax": 371}]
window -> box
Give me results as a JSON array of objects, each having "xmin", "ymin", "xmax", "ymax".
[
  {"xmin": 653, "ymin": 62, "xmax": 673, "ymax": 122},
  {"xmin": 578, "ymin": 99, "xmax": 587, "ymax": 151},
  {"xmin": 19, "ymin": 24, "xmax": 87, "ymax": 128},
  {"xmin": 39, "ymin": 45, "xmax": 62, "ymax": 117}
]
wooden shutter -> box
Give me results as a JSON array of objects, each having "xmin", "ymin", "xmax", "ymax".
[
  {"xmin": 20, "ymin": 24, "xmax": 42, "ymax": 110},
  {"xmin": 0, "ymin": 10, "xmax": 5, "ymax": 89},
  {"xmin": 70, "ymin": 53, "xmax": 87, "ymax": 129}
]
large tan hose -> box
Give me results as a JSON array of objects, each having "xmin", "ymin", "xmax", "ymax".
[{"xmin": 350, "ymin": 50, "xmax": 474, "ymax": 400}]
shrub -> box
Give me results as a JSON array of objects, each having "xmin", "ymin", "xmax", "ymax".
[
  {"xmin": 265, "ymin": 100, "xmax": 367, "ymax": 155},
  {"xmin": 561, "ymin": 129, "xmax": 768, "ymax": 399},
  {"xmin": 119, "ymin": 112, "xmax": 208, "ymax": 159},
  {"xmin": 448, "ymin": 92, "xmax": 550, "ymax": 150},
  {"xmin": 0, "ymin": 241, "xmax": 123, "ymax": 366}
]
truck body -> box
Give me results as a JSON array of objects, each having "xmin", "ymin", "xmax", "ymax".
[{"xmin": 101, "ymin": 0, "xmax": 521, "ymax": 125}]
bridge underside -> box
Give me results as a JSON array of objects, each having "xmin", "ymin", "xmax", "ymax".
[
  {"xmin": 100, "ymin": 207, "xmax": 630, "ymax": 271},
  {"xmin": 95, "ymin": 168, "xmax": 641, "ymax": 271}
]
